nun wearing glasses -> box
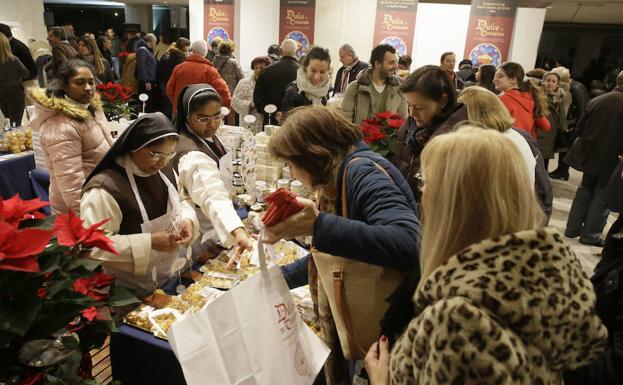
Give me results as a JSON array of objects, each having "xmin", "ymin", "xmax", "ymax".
[
  {"xmin": 81, "ymin": 112, "xmax": 199, "ymax": 297},
  {"xmin": 168, "ymin": 84, "xmax": 253, "ymax": 260}
]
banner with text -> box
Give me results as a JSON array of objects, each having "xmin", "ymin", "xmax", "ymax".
[
  {"xmin": 204, "ymin": 0, "xmax": 235, "ymax": 45},
  {"xmin": 463, "ymin": 0, "xmax": 517, "ymax": 66},
  {"xmin": 373, "ymin": 0, "xmax": 419, "ymax": 57},
  {"xmin": 279, "ymin": 0, "xmax": 316, "ymax": 57}
]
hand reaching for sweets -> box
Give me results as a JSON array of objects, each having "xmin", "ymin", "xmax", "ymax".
[{"xmin": 227, "ymin": 227, "xmax": 254, "ymax": 268}]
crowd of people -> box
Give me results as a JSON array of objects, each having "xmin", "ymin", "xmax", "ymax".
[{"xmin": 1, "ymin": 21, "xmax": 622, "ymax": 385}]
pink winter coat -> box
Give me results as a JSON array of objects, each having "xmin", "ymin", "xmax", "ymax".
[{"xmin": 30, "ymin": 88, "xmax": 113, "ymax": 215}]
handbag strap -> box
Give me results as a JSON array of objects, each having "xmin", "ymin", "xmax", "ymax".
[
  {"xmin": 333, "ymin": 270, "xmax": 366, "ymax": 359},
  {"xmin": 333, "ymin": 156, "xmax": 394, "ymax": 359}
]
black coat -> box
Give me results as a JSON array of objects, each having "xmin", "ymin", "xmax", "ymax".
[
  {"xmin": 568, "ymin": 79, "xmax": 590, "ymax": 130},
  {"xmin": 565, "ymin": 89, "xmax": 623, "ymax": 179},
  {"xmin": 281, "ymin": 82, "xmax": 328, "ymax": 115},
  {"xmin": 253, "ymin": 56, "xmax": 299, "ymax": 124},
  {"xmin": 563, "ymin": 213, "xmax": 623, "ymax": 385},
  {"xmin": 9, "ymin": 37, "xmax": 37, "ymax": 80},
  {"xmin": 332, "ymin": 60, "xmax": 369, "ymax": 95}
]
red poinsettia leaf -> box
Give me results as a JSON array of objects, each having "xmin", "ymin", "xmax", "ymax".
[
  {"xmin": 92, "ymin": 272, "xmax": 115, "ymax": 287},
  {"xmin": 77, "ymin": 219, "xmax": 118, "ymax": 255},
  {"xmin": 82, "ymin": 234, "xmax": 118, "ymax": 255},
  {"xmin": 376, "ymin": 112, "xmax": 392, "ymax": 120},
  {"xmin": 387, "ymin": 118, "xmax": 404, "ymax": 129},
  {"xmin": 0, "ymin": 222, "xmax": 52, "ymax": 262},
  {"xmin": 72, "ymin": 278, "xmax": 90, "ymax": 295},
  {"xmin": 54, "ymin": 210, "xmax": 86, "ymax": 247},
  {"xmin": 0, "ymin": 256, "xmax": 40, "ymax": 273},
  {"xmin": 0, "ymin": 195, "xmax": 49, "ymax": 226},
  {"xmin": 81, "ymin": 306, "xmax": 98, "ymax": 321}
]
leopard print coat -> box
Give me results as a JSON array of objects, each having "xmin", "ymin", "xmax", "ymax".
[{"xmin": 390, "ymin": 228, "xmax": 608, "ymax": 385}]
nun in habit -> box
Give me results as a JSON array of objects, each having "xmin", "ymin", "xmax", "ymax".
[
  {"xmin": 81, "ymin": 112, "xmax": 199, "ymax": 297},
  {"xmin": 168, "ymin": 84, "xmax": 252, "ymax": 260}
]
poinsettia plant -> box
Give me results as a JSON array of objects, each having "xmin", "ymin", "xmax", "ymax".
[
  {"xmin": 96, "ymin": 82, "xmax": 136, "ymax": 121},
  {"xmin": 0, "ymin": 195, "xmax": 139, "ymax": 385},
  {"xmin": 360, "ymin": 111, "xmax": 405, "ymax": 159}
]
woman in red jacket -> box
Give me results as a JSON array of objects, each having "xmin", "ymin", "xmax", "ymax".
[{"xmin": 494, "ymin": 61, "xmax": 550, "ymax": 138}]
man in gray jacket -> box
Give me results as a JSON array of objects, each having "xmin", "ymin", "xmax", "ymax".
[{"xmin": 341, "ymin": 44, "xmax": 407, "ymax": 125}]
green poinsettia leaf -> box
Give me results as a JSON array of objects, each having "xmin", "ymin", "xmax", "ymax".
[
  {"xmin": 54, "ymin": 290, "xmax": 97, "ymax": 306},
  {"xmin": 387, "ymin": 137, "xmax": 398, "ymax": 155},
  {"xmin": 377, "ymin": 147, "xmax": 390, "ymax": 157},
  {"xmin": 0, "ymin": 329, "xmax": 18, "ymax": 349},
  {"xmin": 108, "ymin": 287, "xmax": 140, "ymax": 307},
  {"xmin": 0, "ymin": 277, "xmax": 43, "ymax": 337},
  {"xmin": 46, "ymin": 279, "xmax": 72, "ymax": 299},
  {"xmin": 65, "ymin": 258, "xmax": 101, "ymax": 272},
  {"xmin": 39, "ymin": 253, "xmax": 62, "ymax": 273},
  {"xmin": 22, "ymin": 215, "xmax": 57, "ymax": 231},
  {"xmin": 28, "ymin": 302, "xmax": 87, "ymax": 339}
]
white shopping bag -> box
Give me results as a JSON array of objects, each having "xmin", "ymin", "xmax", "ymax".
[{"xmin": 168, "ymin": 233, "xmax": 330, "ymax": 385}]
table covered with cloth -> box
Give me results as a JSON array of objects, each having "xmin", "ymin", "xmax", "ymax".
[
  {"xmin": 110, "ymin": 207, "xmax": 250, "ymax": 385},
  {"xmin": 0, "ymin": 151, "xmax": 36, "ymax": 200}
]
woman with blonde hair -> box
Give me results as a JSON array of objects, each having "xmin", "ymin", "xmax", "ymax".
[
  {"xmin": 458, "ymin": 86, "xmax": 553, "ymax": 220},
  {"xmin": 365, "ymin": 125, "xmax": 608, "ymax": 385},
  {"xmin": 77, "ymin": 36, "xmax": 114, "ymax": 84},
  {"xmin": 0, "ymin": 32, "xmax": 29, "ymax": 127}
]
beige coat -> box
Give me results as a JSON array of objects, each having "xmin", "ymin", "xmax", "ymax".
[
  {"xmin": 30, "ymin": 88, "xmax": 112, "ymax": 215},
  {"xmin": 341, "ymin": 67, "xmax": 407, "ymax": 125},
  {"xmin": 390, "ymin": 228, "xmax": 607, "ymax": 385}
]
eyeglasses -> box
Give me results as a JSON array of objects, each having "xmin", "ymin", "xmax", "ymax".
[
  {"xmin": 148, "ymin": 149, "xmax": 177, "ymax": 161},
  {"xmin": 414, "ymin": 172, "xmax": 425, "ymax": 191},
  {"xmin": 191, "ymin": 114, "xmax": 222, "ymax": 124}
]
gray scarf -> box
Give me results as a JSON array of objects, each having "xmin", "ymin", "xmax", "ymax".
[{"xmin": 295, "ymin": 67, "xmax": 331, "ymax": 107}]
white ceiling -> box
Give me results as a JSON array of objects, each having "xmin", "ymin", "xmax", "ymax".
[{"xmin": 54, "ymin": 0, "xmax": 623, "ymax": 24}]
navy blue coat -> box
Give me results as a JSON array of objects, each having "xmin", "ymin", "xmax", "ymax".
[
  {"xmin": 313, "ymin": 141, "xmax": 421, "ymax": 270},
  {"xmin": 135, "ymin": 39, "xmax": 156, "ymax": 83}
]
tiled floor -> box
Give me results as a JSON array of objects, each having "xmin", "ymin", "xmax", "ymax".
[{"xmin": 548, "ymin": 159, "xmax": 617, "ymax": 275}]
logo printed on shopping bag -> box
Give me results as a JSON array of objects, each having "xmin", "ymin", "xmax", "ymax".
[
  {"xmin": 275, "ymin": 302, "xmax": 296, "ymax": 333},
  {"xmin": 295, "ymin": 342, "xmax": 311, "ymax": 377}
]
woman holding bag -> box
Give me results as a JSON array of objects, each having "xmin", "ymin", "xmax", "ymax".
[
  {"xmin": 81, "ymin": 112, "xmax": 199, "ymax": 297},
  {"xmin": 261, "ymin": 106, "xmax": 421, "ymax": 384}
]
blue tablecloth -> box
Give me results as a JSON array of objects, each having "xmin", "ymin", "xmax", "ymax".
[
  {"xmin": 0, "ymin": 152, "xmax": 36, "ymax": 200},
  {"xmin": 111, "ymin": 274, "xmax": 196, "ymax": 385}
]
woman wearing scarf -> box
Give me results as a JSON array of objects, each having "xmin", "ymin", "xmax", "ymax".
[
  {"xmin": 537, "ymin": 71, "xmax": 568, "ymax": 170},
  {"xmin": 81, "ymin": 112, "xmax": 199, "ymax": 297},
  {"xmin": 281, "ymin": 46, "xmax": 332, "ymax": 116},
  {"xmin": 168, "ymin": 84, "xmax": 253, "ymax": 260}
]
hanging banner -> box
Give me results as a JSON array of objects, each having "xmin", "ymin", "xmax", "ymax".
[
  {"xmin": 204, "ymin": 0, "xmax": 235, "ymax": 45},
  {"xmin": 372, "ymin": 0, "xmax": 419, "ymax": 57},
  {"xmin": 463, "ymin": 0, "xmax": 517, "ymax": 67},
  {"xmin": 279, "ymin": 0, "xmax": 316, "ymax": 57}
]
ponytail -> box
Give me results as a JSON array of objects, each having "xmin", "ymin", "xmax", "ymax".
[
  {"xmin": 499, "ymin": 61, "xmax": 548, "ymax": 118},
  {"xmin": 523, "ymin": 78, "xmax": 548, "ymax": 118}
]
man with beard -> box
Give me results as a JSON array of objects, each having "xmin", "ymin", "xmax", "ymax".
[{"xmin": 342, "ymin": 44, "xmax": 407, "ymax": 125}]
